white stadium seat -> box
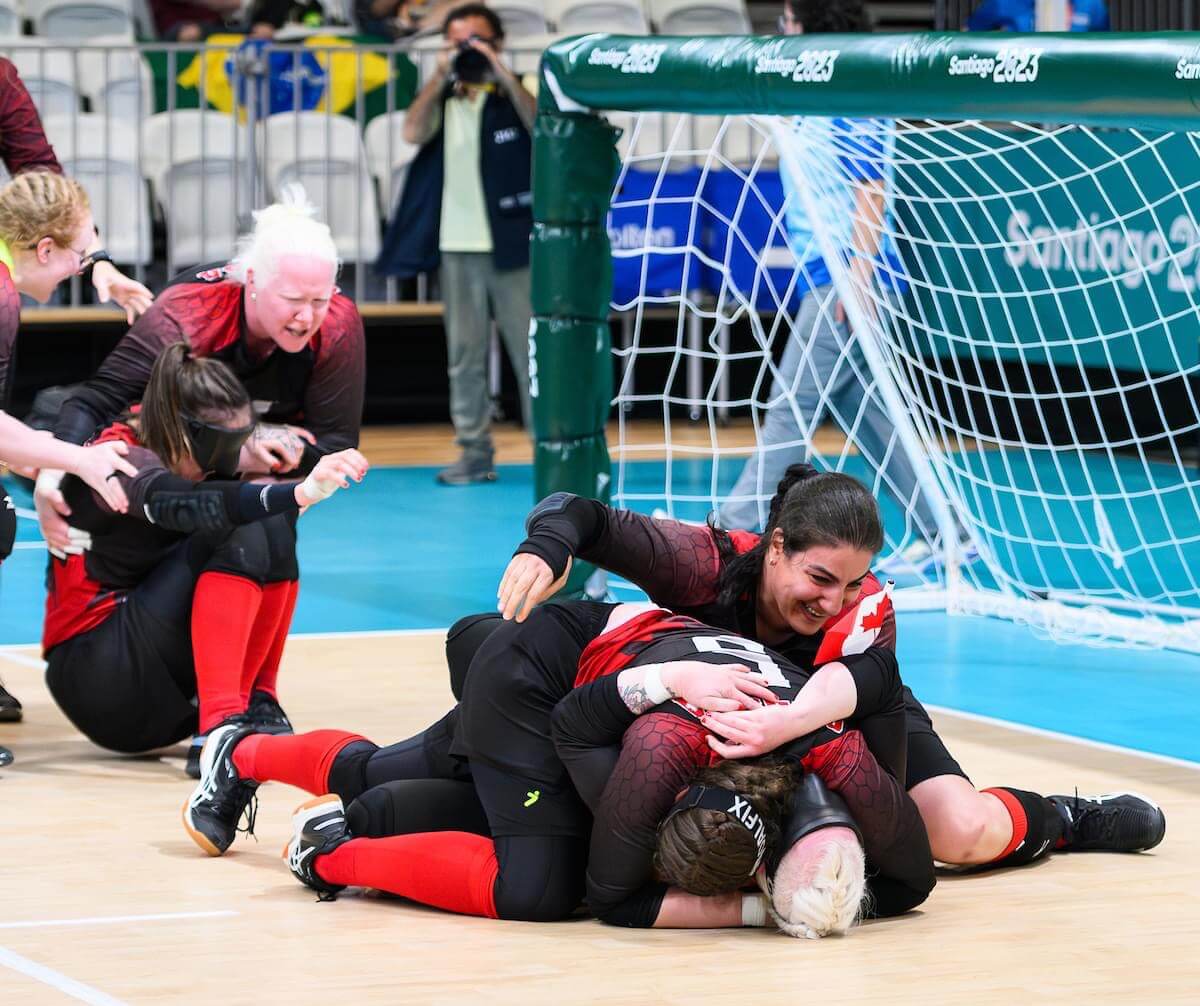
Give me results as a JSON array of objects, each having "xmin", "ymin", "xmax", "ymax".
[
  {"xmin": 646, "ymin": 0, "xmax": 750, "ymax": 34},
  {"xmin": 491, "ymin": 0, "xmax": 550, "ymax": 37},
  {"xmin": 42, "ymin": 113, "xmax": 152, "ymax": 265},
  {"xmin": 77, "ymin": 41, "xmax": 152, "ymax": 119},
  {"xmin": 263, "ymin": 111, "xmax": 381, "ymax": 263},
  {"xmin": 544, "ymin": 0, "xmax": 648, "ymax": 34},
  {"xmin": 7, "ymin": 44, "xmax": 81, "ymax": 119},
  {"xmin": 363, "ymin": 111, "xmax": 420, "ymax": 214},
  {"xmin": 140, "ymin": 110, "xmax": 253, "ymax": 270},
  {"xmin": 35, "ymin": 0, "xmax": 135, "ymax": 40}
]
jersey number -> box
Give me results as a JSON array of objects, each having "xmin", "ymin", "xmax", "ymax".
[{"xmin": 691, "ymin": 635, "xmax": 789, "ymax": 688}]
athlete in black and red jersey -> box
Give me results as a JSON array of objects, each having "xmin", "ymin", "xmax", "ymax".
[
  {"xmin": 497, "ymin": 466, "xmax": 1167, "ymax": 870},
  {"xmin": 36, "ymin": 190, "xmax": 366, "ymax": 557},
  {"xmin": 185, "ymin": 592, "xmax": 931, "ymax": 933},
  {"xmin": 42, "ymin": 344, "xmax": 367, "ymax": 756}
]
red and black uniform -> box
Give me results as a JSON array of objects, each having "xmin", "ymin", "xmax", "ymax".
[
  {"xmin": 53, "ymin": 265, "xmax": 365, "ymax": 475},
  {"xmin": 551, "ymin": 609, "xmax": 933, "ymax": 926},
  {"xmin": 43, "ymin": 423, "xmax": 303, "ymax": 753},
  {"xmin": 232, "ymin": 599, "xmax": 930, "ymax": 925},
  {"xmin": 512, "ymin": 492, "xmax": 966, "ymax": 789}
]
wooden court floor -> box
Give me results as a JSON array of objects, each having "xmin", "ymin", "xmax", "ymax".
[{"xmin": 1, "ymin": 633, "xmax": 1198, "ymax": 1005}]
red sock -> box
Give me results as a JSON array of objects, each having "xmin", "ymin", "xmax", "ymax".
[
  {"xmin": 193, "ymin": 572, "xmax": 262, "ymax": 732},
  {"xmin": 238, "ymin": 581, "xmax": 296, "ymax": 704},
  {"xmin": 247, "ymin": 580, "xmax": 298, "ymax": 700},
  {"xmin": 232, "ymin": 730, "xmax": 366, "ymax": 794},
  {"xmin": 316, "ymin": 832, "xmax": 499, "ymax": 918}
]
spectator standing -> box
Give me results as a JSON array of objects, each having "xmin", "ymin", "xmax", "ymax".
[{"xmin": 377, "ymin": 3, "xmax": 535, "ymax": 485}]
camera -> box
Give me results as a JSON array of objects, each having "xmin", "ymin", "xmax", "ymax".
[{"xmin": 451, "ymin": 35, "xmax": 492, "ymax": 84}]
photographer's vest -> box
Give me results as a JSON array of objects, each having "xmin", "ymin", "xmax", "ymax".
[{"xmin": 377, "ymin": 88, "xmax": 533, "ymax": 277}]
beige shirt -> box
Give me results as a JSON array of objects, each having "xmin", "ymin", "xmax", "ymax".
[{"xmin": 439, "ymin": 88, "xmax": 493, "ymax": 253}]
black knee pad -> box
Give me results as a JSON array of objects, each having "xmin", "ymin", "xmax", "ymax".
[
  {"xmin": 204, "ymin": 521, "xmax": 272, "ymax": 584},
  {"xmin": 446, "ymin": 613, "xmax": 504, "ymax": 700},
  {"xmin": 325, "ymin": 740, "xmax": 379, "ymax": 804},
  {"xmin": 491, "ymin": 836, "xmax": 586, "ymax": 922},
  {"xmin": 260, "ymin": 512, "xmax": 299, "ymax": 583},
  {"xmin": 345, "ymin": 779, "xmax": 490, "ymax": 838}
]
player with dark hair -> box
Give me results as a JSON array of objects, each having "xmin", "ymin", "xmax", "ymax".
[
  {"xmin": 186, "ymin": 585, "xmax": 932, "ymax": 931},
  {"xmin": 42, "ymin": 343, "xmax": 367, "ymax": 756},
  {"xmin": 497, "ymin": 466, "xmax": 1167, "ymax": 874},
  {"xmin": 35, "ymin": 189, "xmax": 366, "ymax": 772}
]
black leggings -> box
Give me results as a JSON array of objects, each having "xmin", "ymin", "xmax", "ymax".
[
  {"xmin": 343, "ymin": 768, "xmax": 587, "ymax": 922},
  {"xmin": 45, "ymin": 515, "xmax": 297, "ymax": 753}
]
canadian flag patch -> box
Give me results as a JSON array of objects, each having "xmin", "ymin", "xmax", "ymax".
[{"xmin": 813, "ymin": 581, "xmax": 894, "ymax": 666}]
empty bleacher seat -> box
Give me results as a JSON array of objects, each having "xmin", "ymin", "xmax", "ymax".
[
  {"xmin": 646, "ymin": 0, "xmax": 750, "ymax": 33},
  {"xmin": 8, "ymin": 45, "xmax": 80, "ymax": 119},
  {"xmin": 34, "ymin": 0, "xmax": 136, "ymax": 40},
  {"xmin": 363, "ymin": 111, "xmax": 420, "ymax": 214},
  {"xmin": 544, "ymin": 0, "xmax": 649, "ymax": 34},
  {"xmin": 141, "ymin": 110, "xmax": 253, "ymax": 270},
  {"xmin": 491, "ymin": 0, "xmax": 551, "ymax": 36},
  {"xmin": 77, "ymin": 41, "xmax": 152, "ymax": 119},
  {"xmin": 262, "ymin": 112, "xmax": 381, "ymax": 264},
  {"xmin": 0, "ymin": 0, "xmax": 21, "ymax": 38},
  {"xmin": 42, "ymin": 113, "xmax": 152, "ymax": 265}
]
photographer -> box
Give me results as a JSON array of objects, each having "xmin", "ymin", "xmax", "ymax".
[{"xmin": 377, "ymin": 4, "xmax": 535, "ymax": 484}]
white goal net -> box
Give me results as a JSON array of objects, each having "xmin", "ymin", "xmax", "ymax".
[{"xmin": 605, "ymin": 111, "xmax": 1200, "ymax": 651}]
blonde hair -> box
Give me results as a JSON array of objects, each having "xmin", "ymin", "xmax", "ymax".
[
  {"xmin": 761, "ymin": 826, "xmax": 866, "ymax": 939},
  {"xmin": 0, "ymin": 171, "xmax": 90, "ymax": 249},
  {"xmin": 226, "ymin": 184, "xmax": 339, "ymax": 288}
]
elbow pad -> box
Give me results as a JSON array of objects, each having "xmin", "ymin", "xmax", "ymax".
[
  {"xmin": 524, "ymin": 491, "xmax": 578, "ymax": 534},
  {"xmin": 145, "ymin": 490, "xmax": 233, "ymax": 534}
]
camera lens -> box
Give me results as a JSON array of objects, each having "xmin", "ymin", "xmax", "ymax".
[{"xmin": 453, "ymin": 43, "xmax": 490, "ymax": 83}]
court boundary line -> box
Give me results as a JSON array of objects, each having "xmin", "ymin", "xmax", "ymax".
[
  {"xmin": 0, "ymin": 945, "xmax": 128, "ymax": 1006},
  {"xmin": 4, "ymin": 629, "xmax": 1197, "ymax": 770},
  {"xmin": 0, "ymin": 910, "xmax": 240, "ymax": 931},
  {"xmin": 927, "ymin": 704, "xmax": 1200, "ymax": 772}
]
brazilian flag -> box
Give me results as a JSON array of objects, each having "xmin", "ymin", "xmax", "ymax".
[{"xmin": 149, "ymin": 35, "xmax": 417, "ymax": 123}]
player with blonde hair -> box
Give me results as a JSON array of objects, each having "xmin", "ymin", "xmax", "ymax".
[{"xmin": 0, "ymin": 170, "xmax": 143, "ymax": 729}]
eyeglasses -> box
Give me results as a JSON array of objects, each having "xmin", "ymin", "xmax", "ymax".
[{"xmin": 26, "ymin": 237, "xmax": 94, "ymax": 273}]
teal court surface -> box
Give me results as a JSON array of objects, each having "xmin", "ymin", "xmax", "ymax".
[{"xmin": 2, "ymin": 458, "xmax": 1198, "ymax": 765}]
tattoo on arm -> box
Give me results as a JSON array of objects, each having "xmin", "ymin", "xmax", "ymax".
[{"xmin": 617, "ymin": 670, "xmax": 655, "ymax": 715}]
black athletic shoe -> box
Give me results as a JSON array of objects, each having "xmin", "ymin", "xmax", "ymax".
[
  {"xmin": 185, "ymin": 712, "xmax": 253, "ymax": 779},
  {"xmin": 183, "ymin": 722, "xmax": 259, "ymax": 857},
  {"xmin": 247, "ymin": 690, "xmax": 293, "ymax": 736},
  {"xmin": 0, "ymin": 745, "xmax": 12, "ymax": 767},
  {"xmin": 1050, "ymin": 791, "xmax": 1166, "ymax": 853},
  {"xmin": 0, "ymin": 679, "xmax": 22, "ymax": 723},
  {"xmin": 285, "ymin": 795, "xmax": 352, "ymax": 900}
]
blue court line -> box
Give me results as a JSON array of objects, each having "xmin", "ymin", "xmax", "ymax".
[{"xmin": 2, "ymin": 463, "xmax": 1198, "ymax": 763}]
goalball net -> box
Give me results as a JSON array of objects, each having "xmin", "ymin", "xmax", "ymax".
[{"xmin": 530, "ymin": 33, "xmax": 1200, "ymax": 651}]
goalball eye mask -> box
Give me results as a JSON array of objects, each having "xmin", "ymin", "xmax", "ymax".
[
  {"xmin": 181, "ymin": 412, "xmax": 256, "ymax": 479},
  {"xmin": 663, "ymin": 784, "xmax": 768, "ymax": 876}
]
